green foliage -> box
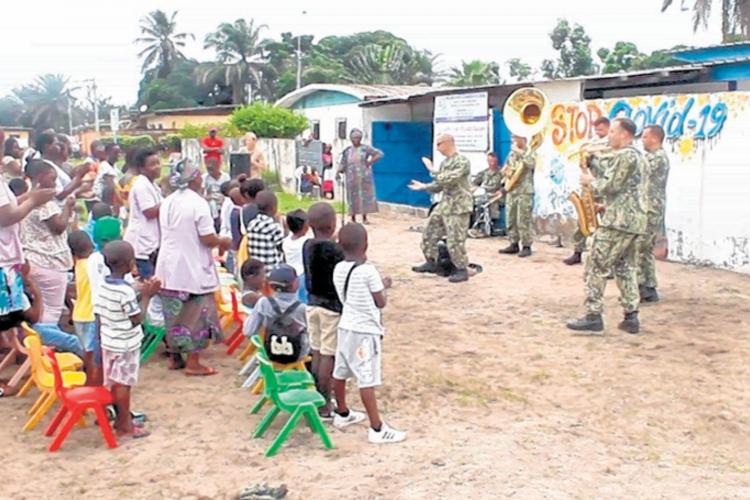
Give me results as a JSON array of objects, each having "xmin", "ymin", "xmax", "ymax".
[
  {"xmin": 276, "ymin": 192, "xmax": 343, "ymax": 215},
  {"xmin": 597, "ymin": 42, "xmax": 686, "ymax": 74},
  {"xmin": 506, "ymin": 58, "xmax": 534, "ymax": 82},
  {"xmin": 448, "ymin": 60, "xmax": 500, "ymax": 86},
  {"xmin": 138, "ymin": 59, "xmax": 218, "ymax": 111},
  {"xmin": 541, "ymin": 19, "xmax": 598, "ymax": 79},
  {"xmin": 662, "ymin": 0, "xmax": 750, "ymax": 42},
  {"xmin": 178, "ymin": 122, "xmax": 242, "ymax": 139},
  {"xmin": 230, "ymin": 103, "xmax": 307, "ymax": 139},
  {"xmin": 101, "ymin": 134, "xmax": 157, "ymax": 151},
  {"xmin": 135, "ymin": 9, "xmax": 194, "ymax": 78},
  {"xmin": 161, "ymin": 134, "xmax": 182, "ymax": 151}
]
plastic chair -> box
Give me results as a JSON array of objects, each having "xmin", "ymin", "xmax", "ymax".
[
  {"xmin": 140, "ymin": 322, "xmax": 166, "ymax": 363},
  {"xmin": 43, "ymin": 348, "xmax": 117, "ymax": 452},
  {"xmin": 224, "ymin": 289, "xmax": 248, "ymax": 355},
  {"xmin": 22, "ymin": 335, "xmax": 86, "ymax": 432},
  {"xmin": 17, "ymin": 323, "xmax": 83, "ymax": 398},
  {"xmin": 249, "ymin": 336, "xmax": 314, "ymax": 415},
  {"xmin": 243, "ymin": 335, "xmax": 311, "ymax": 393},
  {"xmin": 252, "ymin": 352, "xmax": 333, "ymax": 457}
]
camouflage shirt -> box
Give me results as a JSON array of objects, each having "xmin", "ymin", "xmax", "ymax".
[
  {"xmin": 591, "ymin": 145, "xmax": 647, "ymax": 235},
  {"xmin": 472, "ymin": 167, "xmax": 505, "ymax": 194},
  {"xmin": 425, "ymin": 153, "xmax": 473, "ymax": 215},
  {"xmin": 504, "ymin": 150, "xmax": 535, "ymax": 195},
  {"xmin": 643, "ymin": 148, "xmax": 670, "ymax": 230}
]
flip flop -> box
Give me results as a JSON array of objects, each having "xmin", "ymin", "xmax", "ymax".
[
  {"xmin": 119, "ymin": 427, "xmax": 150, "ymax": 440},
  {"xmin": 184, "ymin": 367, "xmax": 218, "ymax": 377}
]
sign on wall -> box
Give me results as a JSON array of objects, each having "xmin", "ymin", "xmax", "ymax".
[
  {"xmin": 534, "ymin": 91, "xmax": 750, "ymax": 273},
  {"xmin": 434, "ymin": 92, "xmax": 489, "ymax": 152}
]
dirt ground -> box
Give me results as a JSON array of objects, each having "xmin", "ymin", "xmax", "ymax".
[{"xmin": 2, "ymin": 213, "xmax": 750, "ymax": 499}]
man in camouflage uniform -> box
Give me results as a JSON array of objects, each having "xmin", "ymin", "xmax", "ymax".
[
  {"xmin": 567, "ymin": 117, "xmax": 647, "ymax": 334},
  {"xmin": 410, "ymin": 134, "xmax": 473, "ymax": 283},
  {"xmin": 638, "ymin": 125, "xmax": 670, "ymax": 303},
  {"xmin": 498, "ymin": 135, "xmax": 536, "ymax": 257},
  {"xmin": 472, "ymin": 152, "xmax": 506, "ymax": 236},
  {"xmin": 564, "ymin": 117, "xmax": 611, "ymax": 265}
]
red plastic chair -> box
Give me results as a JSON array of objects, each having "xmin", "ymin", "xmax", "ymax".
[
  {"xmin": 42, "ymin": 348, "xmax": 118, "ymax": 452},
  {"xmin": 225, "ymin": 290, "xmax": 248, "ymax": 355}
]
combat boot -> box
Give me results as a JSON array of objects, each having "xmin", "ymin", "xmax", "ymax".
[
  {"xmin": 563, "ymin": 251, "xmax": 582, "ymax": 265},
  {"xmin": 448, "ymin": 268, "xmax": 469, "ymax": 283},
  {"xmin": 640, "ymin": 286, "xmax": 660, "ymax": 303},
  {"xmin": 498, "ymin": 243, "xmax": 520, "ymax": 254},
  {"xmin": 518, "ymin": 246, "xmax": 532, "ymax": 258},
  {"xmin": 566, "ymin": 314, "xmax": 604, "ymax": 332},
  {"xmin": 412, "ymin": 261, "xmax": 439, "ymax": 274},
  {"xmin": 618, "ymin": 311, "xmax": 640, "ymax": 334}
]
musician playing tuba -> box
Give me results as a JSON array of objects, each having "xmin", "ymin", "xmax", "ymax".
[{"xmin": 563, "ymin": 116, "xmax": 611, "ymax": 265}]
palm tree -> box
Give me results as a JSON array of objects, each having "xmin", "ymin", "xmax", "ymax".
[
  {"xmin": 198, "ymin": 19, "xmax": 268, "ymax": 104},
  {"xmin": 13, "ymin": 74, "xmax": 75, "ymax": 131},
  {"xmin": 135, "ymin": 10, "xmax": 194, "ymax": 78},
  {"xmin": 661, "ymin": 0, "xmax": 750, "ymax": 42},
  {"xmin": 447, "ymin": 60, "xmax": 501, "ymax": 87},
  {"xmin": 343, "ymin": 43, "xmax": 437, "ymax": 85}
]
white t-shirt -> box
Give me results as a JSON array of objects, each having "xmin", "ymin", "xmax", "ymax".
[
  {"xmin": 282, "ymin": 234, "xmax": 312, "ymax": 276},
  {"xmin": 333, "ymin": 261, "xmax": 385, "ymax": 335},
  {"xmin": 94, "ymin": 160, "xmax": 118, "ymax": 198},
  {"xmin": 87, "ymin": 252, "xmax": 134, "ymax": 303},
  {"xmin": 94, "ymin": 277, "xmax": 143, "ymax": 353},
  {"xmin": 219, "ymin": 197, "xmax": 234, "ymax": 237},
  {"xmin": 203, "ymin": 172, "xmax": 230, "ymax": 219},
  {"xmin": 124, "ymin": 175, "xmax": 162, "ymax": 259},
  {"xmin": 0, "ymin": 178, "xmax": 24, "ymax": 267}
]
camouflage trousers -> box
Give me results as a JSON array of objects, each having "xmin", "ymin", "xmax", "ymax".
[
  {"xmin": 584, "ymin": 227, "xmax": 640, "ymax": 315},
  {"xmin": 506, "ymin": 193, "xmax": 534, "ymax": 246},
  {"xmin": 572, "ymin": 228, "xmax": 587, "ymax": 253},
  {"xmin": 637, "ymin": 227, "xmax": 658, "ymax": 288},
  {"xmin": 421, "ymin": 212, "xmax": 471, "ymax": 269}
]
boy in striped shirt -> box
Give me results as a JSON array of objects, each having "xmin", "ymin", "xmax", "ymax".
[{"xmin": 95, "ymin": 241, "xmax": 160, "ymax": 439}]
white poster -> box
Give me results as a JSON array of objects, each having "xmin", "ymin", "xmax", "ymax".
[{"xmin": 432, "ymin": 92, "xmax": 490, "ymax": 175}]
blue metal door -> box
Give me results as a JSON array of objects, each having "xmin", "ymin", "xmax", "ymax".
[
  {"xmin": 492, "ymin": 109, "xmax": 512, "ymax": 163},
  {"xmin": 372, "ymin": 121, "xmax": 433, "ymax": 207}
]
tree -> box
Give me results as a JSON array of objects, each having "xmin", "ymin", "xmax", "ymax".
[
  {"xmin": 12, "ymin": 74, "xmax": 76, "ymax": 131},
  {"xmin": 137, "ymin": 59, "xmax": 219, "ymax": 111},
  {"xmin": 199, "ymin": 19, "xmax": 269, "ymax": 104},
  {"xmin": 597, "ymin": 42, "xmax": 642, "ymax": 74},
  {"xmin": 506, "ymin": 58, "xmax": 534, "ymax": 82},
  {"xmin": 135, "ymin": 10, "xmax": 194, "ymax": 78},
  {"xmin": 541, "ymin": 19, "xmax": 598, "ymax": 79},
  {"xmin": 661, "ymin": 0, "xmax": 750, "ymax": 42},
  {"xmin": 447, "ymin": 60, "xmax": 500, "ymax": 86}
]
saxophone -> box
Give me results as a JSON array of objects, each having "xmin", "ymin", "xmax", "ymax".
[{"xmin": 567, "ymin": 143, "xmax": 610, "ymax": 237}]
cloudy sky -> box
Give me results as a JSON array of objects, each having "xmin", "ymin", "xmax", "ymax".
[{"xmin": 0, "ymin": 0, "xmax": 721, "ymax": 106}]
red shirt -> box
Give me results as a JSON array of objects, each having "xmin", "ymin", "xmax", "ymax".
[{"xmin": 201, "ymin": 136, "xmax": 224, "ymax": 163}]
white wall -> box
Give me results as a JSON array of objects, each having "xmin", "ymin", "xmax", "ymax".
[
  {"xmin": 295, "ymin": 103, "xmax": 363, "ymax": 165},
  {"xmin": 535, "ymin": 80, "xmax": 582, "ymax": 102}
]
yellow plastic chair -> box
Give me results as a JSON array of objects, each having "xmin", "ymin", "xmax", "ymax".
[
  {"xmin": 17, "ymin": 324, "xmax": 84, "ymax": 398},
  {"xmin": 22, "ymin": 335, "xmax": 86, "ymax": 432}
]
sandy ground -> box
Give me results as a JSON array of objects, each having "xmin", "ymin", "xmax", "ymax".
[{"xmin": 2, "ymin": 212, "xmax": 750, "ymax": 500}]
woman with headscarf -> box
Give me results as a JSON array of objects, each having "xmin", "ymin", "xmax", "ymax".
[
  {"xmin": 338, "ymin": 129, "xmax": 383, "ymax": 224},
  {"xmin": 154, "ymin": 159, "xmax": 232, "ymax": 375}
]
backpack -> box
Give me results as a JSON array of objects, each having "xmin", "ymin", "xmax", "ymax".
[{"xmin": 263, "ymin": 297, "xmax": 306, "ymax": 364}]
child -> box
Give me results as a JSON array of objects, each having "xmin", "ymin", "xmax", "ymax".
[
  {"xmin": 282, "ymin": 209, "xmax": 311, "ymax": 302},
  {"xmin": 95, "ymin": 240, "xmax": 160, "ymax": 439},
  {"xmin": 203, "ymin": 157, "xmax": 230, "ymax": 232},
  {"xmin": 246, "ymin": 191, "xmax": 285, "ymax": 269},
  {"xmin": 8, "ymin": 178, "xmax": 27, "ymax": 197},
  {"xmin": 331, "ymin": 223, "xmax": 404, "ymax": 444},
  {"xmin": 84, "ymin": 202, "xmax": 113, "ymax": 247},
  {"xmin": 303, "ymin": 203, "xmax": 344, "ymax": 418},
  {"xmin": 68, "ymin": 230, "xmax": 102, "ymax": 386},
  {"xmin": 240, "ymin": 258, "xmax": 266, "ymax": 309},
  {"xmin": 243, "ymin": 264, "xmax": 308, "ymax": 365}
]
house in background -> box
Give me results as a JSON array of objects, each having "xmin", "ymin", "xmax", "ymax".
[
  {"xmin": 3, "ymin": 127, "xmax": 32, "ymax": 148},
  {"xmin": 275, "ymin": 84, "xmax": 431, "ymax": 156},
  {"xmin": 135, "ymin": 105, "xmax": 239, "ymax": 131}
]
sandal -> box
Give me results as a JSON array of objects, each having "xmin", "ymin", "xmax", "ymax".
[{"xmin": 184, "ymin": 366, "xmax": 218, "ymax": 377}]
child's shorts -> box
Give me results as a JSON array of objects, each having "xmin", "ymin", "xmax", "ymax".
[
  {"xmin": 332, "ymin": 328, "xmax": 382, "ymax": 389},
  {"xmin": 102, "ymin": 349, "xmax": 140, "ymax": 387},
  {"xmin": 306, "ymin": 306, "xmax": 340, "ymax": 356},
  {"xmin": 74, "ymin": 320, "xmax": 101, "ymax": 364}
]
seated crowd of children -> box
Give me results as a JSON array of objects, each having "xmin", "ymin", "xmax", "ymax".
[{"xmin": 0, "ymin": 135, "xmax": 404, "ymax": 446}]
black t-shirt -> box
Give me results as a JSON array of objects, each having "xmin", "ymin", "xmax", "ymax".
[{"xmin": 303, "ymin": 238, "xmax": 345, "ymax": 313}]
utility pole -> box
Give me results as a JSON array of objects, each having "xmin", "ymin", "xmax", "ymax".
[
  {"xmin": 67, "ymin": 92, "xmax": 73, "ymax": 135},
  {"xmin": 92, "ymin": 79, "xmax": 99, "ymax": 133},
  {"xmin": 296, "ymin": 11, "xmax": 307, "ymax": 90}
]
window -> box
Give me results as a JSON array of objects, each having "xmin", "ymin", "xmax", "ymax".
[
  {"xmin": 311, "ymin": 120, "xmax": 320, "ymax": 140},
  {"xmin": 336, "ymin": 119, "xmax": 347, "ymax": 139}
]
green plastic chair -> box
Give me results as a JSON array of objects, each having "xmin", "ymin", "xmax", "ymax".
[
  {"xmin": 140, "ymin": 323, "xmax": 166, "ymax": 363},
  {"xmin": 252, "ymin": 352, "xmax": 333, "ymax": 457},
  {"xmin": 249, "ymin": 335, "xmax": 314, "ymax": 415}
]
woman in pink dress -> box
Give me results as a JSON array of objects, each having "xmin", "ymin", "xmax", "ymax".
[{"xmin": 154, "ymin": 159, "xmax": 232, "ymax": 375}]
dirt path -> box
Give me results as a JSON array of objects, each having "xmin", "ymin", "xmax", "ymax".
[{"xmin": 2, "ymin": 213, "xmax": 749, "ymax": 499}]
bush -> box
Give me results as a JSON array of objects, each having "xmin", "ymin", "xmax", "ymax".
[
  {"xmin": 162, "ymin": 134, "xmax": 182, "ymax": 152},
  {"xmin": 230, "ymin": 103, "xmax": 308, "ymax": 139},
  {"xmin": 178, "ymin": 122, "xmax": 243, "ymax": 139},
  {"xmin": 102, "ymin": 135, "xmax": 157, "ymax": 151}
]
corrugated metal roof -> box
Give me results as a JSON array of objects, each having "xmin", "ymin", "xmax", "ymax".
[
  {"xmin": 275, "ymin": 84, "xmax": 440, "ymax": 108},
  {"xmin": 672, "ymin": 41, "xmax": 750, "ymax": 55}
]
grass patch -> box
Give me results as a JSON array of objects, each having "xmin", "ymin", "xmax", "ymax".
[{"xmin": 277, "ymin": 192, "xmax": 343, "ymax": 214}]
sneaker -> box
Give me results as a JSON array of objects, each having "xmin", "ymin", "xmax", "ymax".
[
  {"xmin": 333, "ymin": 410, "xmax": 367, "ymax": 429},
  {"xmin": 368, "ymin": 422, "xmax": 406, "ymax": 444}
]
